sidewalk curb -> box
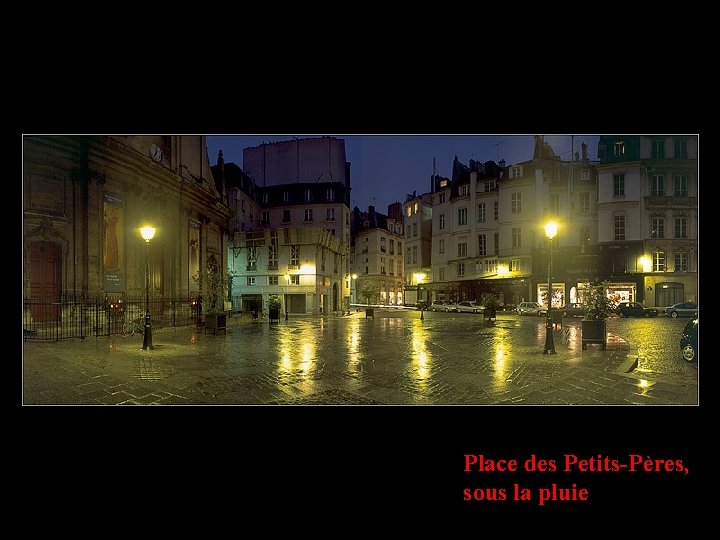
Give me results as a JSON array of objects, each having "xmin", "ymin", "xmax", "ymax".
[{"xmin": 616, "ymin": 354, "xmax": 639, "ymax": 374}]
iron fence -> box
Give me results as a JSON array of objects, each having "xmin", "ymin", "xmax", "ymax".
[{"xmin": 22, "ymin": 295, "xmax": 203, "ymax": 341}]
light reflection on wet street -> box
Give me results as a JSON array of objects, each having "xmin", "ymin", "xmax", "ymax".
[
  {"xmin": 23, "ymin": 310, "xmax": 698, "ymax": 405},
  {"xmin": 606, "ymin": 317, "xmax": 698, "ymax": 381},
  {"xmin": 212, "ymin": 311, "xmax": 693, "ymax": 404}
]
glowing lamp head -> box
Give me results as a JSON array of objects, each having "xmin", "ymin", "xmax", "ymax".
[
  {"xmin": 415, "ymin": 272, "xmax": 426, "ymax": 284},
  {"xmin": 140, "ymin": 226, "xmax": 156, "ymax": 241},
  {"xmin": 544, "ymin": 221, "xmax": 558, "ymax": 240}
]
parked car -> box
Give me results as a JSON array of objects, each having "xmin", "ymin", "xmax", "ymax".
[
  {"xmin": 665, "ymin": 302, "xmax": 698, "ymax": 319},
  {"xmin": 430, "ymin": 300, "xmax": 456, "ymax": 312},
  {"xmin": 616, "ymin": 301, "xmax": 658, "ymax": 318},
  {"xmin": 560, "ymin": 303, "xmax": 585, "ymax": 317},
  {"xmin": 516, "ymin": 302, "xmax": 547, "ymax": 316},
  {"xmin": 456, "ymin": 301, "xmax": 482, "ymax": 314},
  {"xmin": 679, "ymin": 318, "xmax": 698, "ymax": 362}
]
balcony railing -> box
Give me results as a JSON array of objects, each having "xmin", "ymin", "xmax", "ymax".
[{"xmin": 645, "ymin": 195, "xmax": 696, "ymax": 207}]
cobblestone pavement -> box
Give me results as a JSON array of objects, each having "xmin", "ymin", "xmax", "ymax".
[{"xmin": 21, "ymin": 310, "xmax": 698, "ymax": 405}]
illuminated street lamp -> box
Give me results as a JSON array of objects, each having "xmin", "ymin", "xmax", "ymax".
[
  {"xmin": 351, "ymin": 273, "xmax": 358, "ymax": 304},
  {"xmin": 415, "ymin": 272, "xmax": 426, "ymax": 321},
  {"xmin": 284, "ymin": 273, "xmax": 290, "ymax": 321},
  {"xmin": 140, "ymin": 226, "xmax": 156, "ymax": 350},
  {"xmin": 543, "ymin": 221, "xmax": 557, "ymax": 354},
  {"xmin": 350, "ymin": 273, "xmax": 358, "ymax": 314}
]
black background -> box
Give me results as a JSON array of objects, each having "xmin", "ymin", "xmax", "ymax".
[
  {"xmin": 16, "ymin": 52, "xmax": 703, "ymax": 532},
  {"xmin": 18, "ymin": 406, "xmax": 700, "ymax": 530}
]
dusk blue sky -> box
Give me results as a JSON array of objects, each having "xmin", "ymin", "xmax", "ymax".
[{"xmin": 206, "ymin": 135, "xmax": 600, "ymax": 214}]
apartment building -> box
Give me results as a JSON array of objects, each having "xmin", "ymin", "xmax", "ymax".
[
  {"xmin": 596, "ymin": 135, "xmax": 698, "ymax": 308},
  {"xmin": 350, "ymin": 205, "xmax": 404, "ymax": 306}
]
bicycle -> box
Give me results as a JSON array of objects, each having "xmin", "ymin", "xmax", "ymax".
[{"xmin": 121, "ymin": 315, "xmax": 145, "ymax": 336}]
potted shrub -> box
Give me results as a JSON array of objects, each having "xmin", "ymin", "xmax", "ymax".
[
  {"xmin": 193, "ymin": 266, "xmax": 228, "ymax": 334},
  {"xmin": 481, "ymin": 293, "xmax": 500, "ymax": 321},
  {"xmin": 268, "ymin": 296, "xmax": 282, "ymax": 323},
  {"xmin": 581, "ymin": 281, "xmax": 615, "ymax": 350}
]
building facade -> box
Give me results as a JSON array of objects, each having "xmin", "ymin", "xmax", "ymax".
[
  {"xmin": 402, "ymin": 191, "xmax": 433, "ymax": 305},
  {"xmin": 406, "ymin": 138, "xmax": 601, "ymax": 309},
  {"xmin": 23, "ymin": 135, "xmax": 232, "ymax": 325},
  {"xmin": 350, "ymin": 205, "xmax": 405, "ymax": 306},
  {"xmin": 243, "ymin": 136, "xmax": 348, "ymax": 187},
  {"xmin": 214, "ymin": 137, "xmax": 352, "ymax": 315},
  {"xmin": 596, "ymin": 135, "xmax": 698, "ymax": 308}
]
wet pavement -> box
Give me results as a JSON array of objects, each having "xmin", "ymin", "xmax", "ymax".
[{"xmin": 21, "ymin": 310, "xmax": 698, "ymax": 405}]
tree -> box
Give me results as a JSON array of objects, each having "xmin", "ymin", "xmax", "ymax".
[
  {"xmin": 480, "ymin": 292, "xmax": 500, "ymax": 310},
  {"xmin": 193, "ymin": 263, "xmax": 228, "ymax": 315},
  {"xmin": 357, "ymin": 277, "xmax": 384, "ymax": 305},
  {"xmin": 583, "ymin": 281, "xmax": 615, "ymax": 321}
]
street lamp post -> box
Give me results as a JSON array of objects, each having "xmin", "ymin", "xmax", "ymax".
[
  {"xmin": 140, "ymin": 226, "xmax": 156, "ymax": 350},
  {"xmin": 350, "ymin": 273, "xmax": 357, "ymax": 314},
  {"xmin": 415, "ymin": 272, "xmax": 426, "ymax": 322},
  {"xmin": 285, "ymin": 273, "xmax": 290, "ymax": 321},
  {"xmin": 543, "ymin": 221, "xmax": 558, "ymax": 354}
]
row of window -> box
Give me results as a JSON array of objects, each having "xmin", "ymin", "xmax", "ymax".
[
  {"xmin": 246, "ymin": 275, "xmax": 301, "ymax": 286},
  {"xmin": 405, "ymin": 201, "xmax": 420, "ymax": 217},
  {"xmin": 361, "ymin": 236, "xmax": 402, "ymax": 255},
  {"xmin": 649, "ymin": 216, "xmax": 690, "ymax": 239},
  {"xmin": 272, "ymin": 208, "xmax": 337, "ymax": 223},
  {"xmin": 245, "ymin": 244, "xmax": 340, "ymax": 274},
  {"xmin": 238, "ymin": 188, "xmax": 338, "ymax": 209},
  {"xmin": 611, "ymin": 252, "xmax": 690, "ymax": 273},
  {"xmin": 410, "ymin": 209, "xmax": 689, "ymax": 246},
  {"xmin": 650, "ymin": 251, "xmax": 689, "ymax": 272},
  {"xmin": 439, "ymin": 258, "xmax": 523, "ymax": 279},
  {"xmin": 614, "ymin": 138, "xmax": 689, "ymax": 159},
  {"xmin": 434, "ymin": 227, "xmax": 591, "ymax": 259},
  {"xmin": 615, "ymin": 215, "xmax": 688, "ymax": 240},
  {"xmin": 613, "ymin": 174, "xmax": 689, "ymax": 197},
  {"xmin": 359, "ymin": 257, "xmax": 403, "ymax": 276},
  {"xmin": 406, "ymin": 222, "xmax": 419, "ymax": 237},
  {"xmin": 429, "ymin": 251, "xmax": 691, "ymax": 283},
  {"xmin": 411, "ymin": 214, "xmax": 688, "ymax": 250},
  {"xmin": 434, "ymin": 229, "xmax": 524, "ymax": 258},
  {"xmin": 426, "ymin": 193, "xmax": 592, "ymax": 235},
  {"xmin": 421, "ymin": 178, "xmax": 690, "ymax": 235},
  {"xmin": 262, "ymin": 188, "xmax": 336, "ymax": 204}
]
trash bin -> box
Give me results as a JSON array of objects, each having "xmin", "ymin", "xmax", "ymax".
[{"xmin": 365, "ymin": 308, "xmax": 374, "ymax": 319}]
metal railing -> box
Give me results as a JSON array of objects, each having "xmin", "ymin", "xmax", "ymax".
[{"xmin": 23, "ymin": 295, "xmax": 202, "ymax": 341}]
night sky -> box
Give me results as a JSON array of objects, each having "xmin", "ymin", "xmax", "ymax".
[{"xmin": 206, "ymin": 134, "xmax": 600, "ymax": 214}]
